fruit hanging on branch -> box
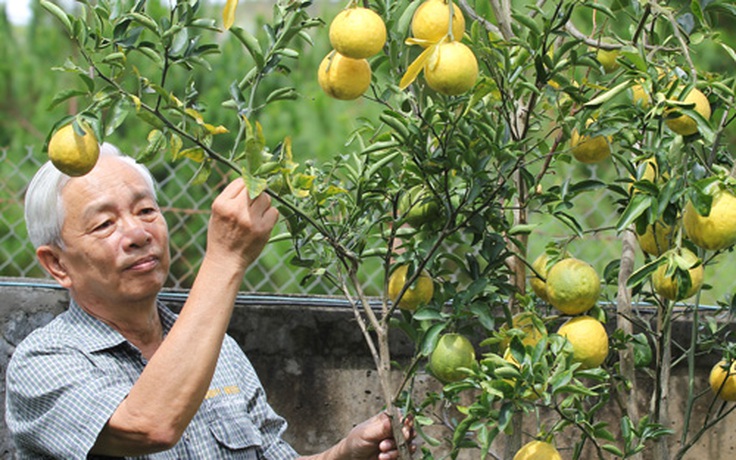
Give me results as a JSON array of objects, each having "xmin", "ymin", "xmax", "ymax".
[
  {"xmin": 429, "ymin": 333, "xmax": 476, "ymax": 383},
  {"xmin": 47, "ymin": 120, "xmax": 100, "ymax": 177},
  {"xmin": 329, "ymin": 6, "xmax": 386, "ymax": 59},
  {"xmin": 317, "ymin": 51, "xmax": 372, "ymax": 101},
  {"xmin": 387, "ymin": 264, "xmax": 434, "ymax": 311},
  {"xmin": 411, "ymin": 0, "xmax": 465, "ymax": 46}
]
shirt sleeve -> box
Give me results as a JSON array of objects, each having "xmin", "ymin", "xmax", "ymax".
[
  {"xmin": 222, "ymin": 335, "xmax": 299, "ymax": 459},
  {"xmin": 5, "ymin": 334, "xmax": 130, "ymax": 459}
]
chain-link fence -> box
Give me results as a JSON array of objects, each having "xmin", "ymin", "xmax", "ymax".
[
  {"xmin": 0, "ymin": 146, "xmax": 381, "ymax": 295},
  {"xmin": 1, "ymin": 146, "xmax": 734, "ymax": 305}
]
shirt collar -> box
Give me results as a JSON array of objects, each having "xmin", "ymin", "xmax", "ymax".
[{"xmin": 65, "ymin": 299, "xmax": 176, "ymax": 353}]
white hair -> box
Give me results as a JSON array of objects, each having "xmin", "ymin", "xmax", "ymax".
[{"xmin": 24, "ymin": 143, "xmax": 158, "ymax": 249}]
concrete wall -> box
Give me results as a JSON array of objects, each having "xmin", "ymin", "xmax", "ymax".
[{"xmin": 2, "ymin": 277, "xmax": 736, "ymax": 459}]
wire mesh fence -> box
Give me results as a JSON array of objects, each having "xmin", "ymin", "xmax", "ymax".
[
  {"xmin": 1, "ymin": 146, "xmax": 733, "ymax": 306},
  {"xmin": 0, "ymin": 146, "xmax": 376, "ymax": 295}
]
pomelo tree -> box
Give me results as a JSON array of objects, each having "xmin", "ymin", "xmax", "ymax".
[{"xmin": 38, "ymin": 0, "xmax": 736, "ymax": 458}]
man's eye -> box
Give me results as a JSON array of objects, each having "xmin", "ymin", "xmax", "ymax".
[
  {"xmin": 140, "ymin": 207, "xmax": 158, "ymax": 216},
  {"xmin": 94, "ymin": 220, "xmax": 113, "ymax": 231}
]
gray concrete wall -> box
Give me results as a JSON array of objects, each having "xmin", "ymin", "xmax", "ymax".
[{"xmin": 2, "ymin": 277, "xmax": 735, "ymax": 459}]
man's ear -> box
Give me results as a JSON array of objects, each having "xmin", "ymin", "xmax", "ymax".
[{"xmin": 36, "ymin": 245, "xmax": 72, "ymax": 288}]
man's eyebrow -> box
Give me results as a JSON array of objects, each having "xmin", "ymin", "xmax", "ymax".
[{"xmin": 81, "ymin": 189, "xmax": 157, "ymax": 220}]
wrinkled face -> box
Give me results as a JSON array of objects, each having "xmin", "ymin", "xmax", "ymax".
[{"xmin": 52, "ymin": 155, "xmax": 170, "ymax": 309}]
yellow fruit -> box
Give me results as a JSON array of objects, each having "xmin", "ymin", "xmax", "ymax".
[
  {"xmin": 430, "ymin": 333, "xmax": 475, "ymax": 382},
  {"xmin": 514, "ymin": 440, "xmax": 563, "ymax": 460},
  {"xmin": 411, "ymin": 0, "xmax": 465, "ymax": 46},
  {"xmin": 388, "ymin": 264, "xmax": 434, "ymax": 311},
  {"xmin": 596, "ymin": 48, "xmax": 619, "ymax": 73},
  {"xmin": 631, "ymin": 83, "xmax": 651, "ymax": 107},
  {"xmin": 424, "ymin": 41, "xmax": 478, "ymax": 96},
  {"xmin": 636, "ymin": 220, "xmax": 677, "ymax": 257},
  {"xmin": 530, "ymin": 252, "xmax": 555, "ymax": 302},
  {"xmin": 683, "ymin": 190, "xmax": 736, "ymax": 251},
  {"xmin": 545, "ymin": 258, "xmax": 601, "ymax": 315},
  {"xmin": 500, "ymin": 311, "xmax": 547, "ymax": 349},
  {"xmin": 317, "ymin": 51, "xmax": 372, "ymax": 101},
  {"xmin": 557, "ymin": 316, "xmax": 609, "ymax": 369},
  {"xmin": 329, "ymin": 7, "xmax": 386, "ymax": 59},
  {"xmin": 709, "ymin": 360, "xmax": 736, "ymax": 401},
  {"xmin": 652, "ymin": 248, "xmax": 703, "ymax": 301},
  {"xmin": 570, "ymin": 120, "xmax": 611, "ymax": 164},
  {"xmin": 664, "ymin": 87, "xmax": 711, "ymax": 136},
  {"xmin": 47, "ymin": 122, "xmax": 100, "ymax": 177}
]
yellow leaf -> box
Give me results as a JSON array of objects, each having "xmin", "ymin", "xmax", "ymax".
[
  {"xmin": 204, "ymin": 123, "xmax": 229, "ymax": 135},
  {"xmin": 130, "ymin": 94, "xmax": 141, "ymax": 111},
  {"xmin": 185, "ymin": 108, "xmax": 204, "ymax": 124},
  {"xmin": 242, "ymin": 170, "xmax": 268, "ymax": 199},
  {"xmin": 282, "ymin": 136, "xmax": 292, "ymax": 162},
  {"xmin": 223, "ymin": 0, "xmax": 239, "ymax": 30},
  {"xmin": 399, "ymin": 44, "xmax": 438, "ymax": 90},
  {"xmin": 177, "ymin": 147, "xmax": 206, "ymax": 163}
]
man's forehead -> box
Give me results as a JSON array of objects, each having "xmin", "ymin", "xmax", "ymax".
[{"xmin": 61, "ymin": 157, "xmax": 156, "ymax": 213}]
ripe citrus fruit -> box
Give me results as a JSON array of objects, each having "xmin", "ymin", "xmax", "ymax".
[
  {"xmin": 631, "ymin": 83, "xmax": 650, "ymax": 107},
  {"xmin": 317, "ymin": 51, "xmax": 372, "ymax": 101},
  {"xmin": 424, "ymin": 41, "xmax": 478, "ymax": 95},
  {"xmin": 398, "ymin": 185, "xmax": 440, "ymax": 227},
  {"xmin": 411, "ymin": 0, "xmax": 465, "ymax": 46},
  {"xmin": 683, "ymin": 189, "xmax": 736, "ymax": 251},
  {"xmin": 47, "ymin": 122, "xmax": 100, "ymax": 177},
  {"xmin": 664, "ymin": 87, "xmax": 711, "ymax": 136},
  {"xmin": 545, "ymin": 258, "xmax": 601, "ymax": 315},
  {"xmin": 499, "ymin": 311, "xmax": 547, "ymax": 350},
  {"xmin": 652, "ymin": 248, "xmax": 703, "ymax": 301},
  {"xmin": 329, "ymin": 7, "xmax": 386, "ymax": 59},
  {"xmin": 636, "ymin": 220, "xmax": 677, "ymax": 257},
  {"xmin": 596, "ymin": 48, "xmax": 619, "ymax": 73},
  {"xmin": 513, "ymin": 440, "xmax": 562, "ymax": 460},
  {"xmin": 709, "ymin": 360, "xmax": 736, "ymax": 401},
  {"xmin": 430, "ymin": 333, "xmax": 475, "ymax": 382},
  {"xmin": 388, "ymin": 264, "xmax": 434, "ymax": 311},
  {"xmin": 570, "ymin": 120, "xmax": 611, "ymax": 164},
  {"xmin": 557, "ymin": 315, "xmax": 609, "ymax": 369},
  {"xmin": 530, "ymin": 253, "xmax": 552, "ymax": 302}
]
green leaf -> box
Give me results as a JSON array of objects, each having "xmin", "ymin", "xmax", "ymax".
[
  {"xmin": 616, "ymin": 194, "xmax": 652, "ymax": 232},
  {"xmin": 230, "ymin": 26, "xmax": 265, "ymax": 69},
  {"xmin": 266, "ymin": 87, "xmax": 298, "ymax": 104},
  {"xmin": 420, "ymin": 323, "xmax": 446, "ymax": 357},
  {"xmin": 584, "ymin": 80, "xmax": 633, "ymax": 108},
  {"xmin": 602, "ymin": 445, "xmax": 625, "ymax": 457},
  {"xmin": 48, "ymin": 89, "xmax": 88, "ymax": 110},
  {"xmin": 40, "ymin": 0, "xmax": 73, "ymax": 36},
  {"xmin": 242, "ymin": 169, "xmax": 268, "ymax": 199},
  {"xmin": 627, "ymin": 257, "xmax": 665, "ymax": 289}
]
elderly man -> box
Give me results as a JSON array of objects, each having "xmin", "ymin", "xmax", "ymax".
[{"xmin": 6, "ymin": 144, "xmax": 413, "ymax": 459}]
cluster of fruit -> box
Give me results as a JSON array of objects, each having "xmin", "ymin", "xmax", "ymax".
[
  {"xmin": 530, "ymin": 253, "xmax": 609, "ymax": 369},
  {"xmin": 318, "ymin": 7, "xmax": 386, "ymax": 101},
  {"xmin": 400, "ymin": 0, "xmax": 478, "ymax": 96},
  {"xmin": 319, "ymin": 0, "xmax": 479, "ymax": 101},
  {"xmin": 567, "ymin": 68, "xmax": 712, "ymax": 164}
]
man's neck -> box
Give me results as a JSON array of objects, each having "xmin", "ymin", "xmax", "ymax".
[{"xmin": 74, "ymin": 295, "xmax": 164, "ymax": 359}]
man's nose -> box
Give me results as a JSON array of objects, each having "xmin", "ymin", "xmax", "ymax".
[{"xmin": 122, "ymin": 217, "xmax": 152, "ymax": 247}]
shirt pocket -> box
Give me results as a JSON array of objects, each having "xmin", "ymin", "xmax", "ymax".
[{"xmin": 206, "ymin": 397, "xmax": 264, "ymax": 453}]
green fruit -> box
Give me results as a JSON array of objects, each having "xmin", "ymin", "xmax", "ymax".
[
  {"xmin": 430, "ymin": 333, "xmax": 475, "ymax": 383},
  {"xmin": 399, "ymin": 186, "xmax": 440, "ymax": 227}
]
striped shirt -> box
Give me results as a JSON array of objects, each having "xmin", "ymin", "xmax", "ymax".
[{"xmin": 5, "ymin": 300, "xmax": 298, "ymax": 460}]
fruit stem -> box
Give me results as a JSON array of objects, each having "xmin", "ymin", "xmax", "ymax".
[{"xmin": 447, "ymin": 0, "xmax": 455, "ymax": 42}]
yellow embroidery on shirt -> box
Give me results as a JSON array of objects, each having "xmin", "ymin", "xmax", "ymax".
[
  {"xmin": 204, "ymin": 386, "xmax": 241, "ymax": 399},
  {"xmin": 204, "ymin": 388, "xmax": 222, "ymax": 399},
  {"xmin": 223, "ymin": 385, "xmax": 240, "ymax": 395}
]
